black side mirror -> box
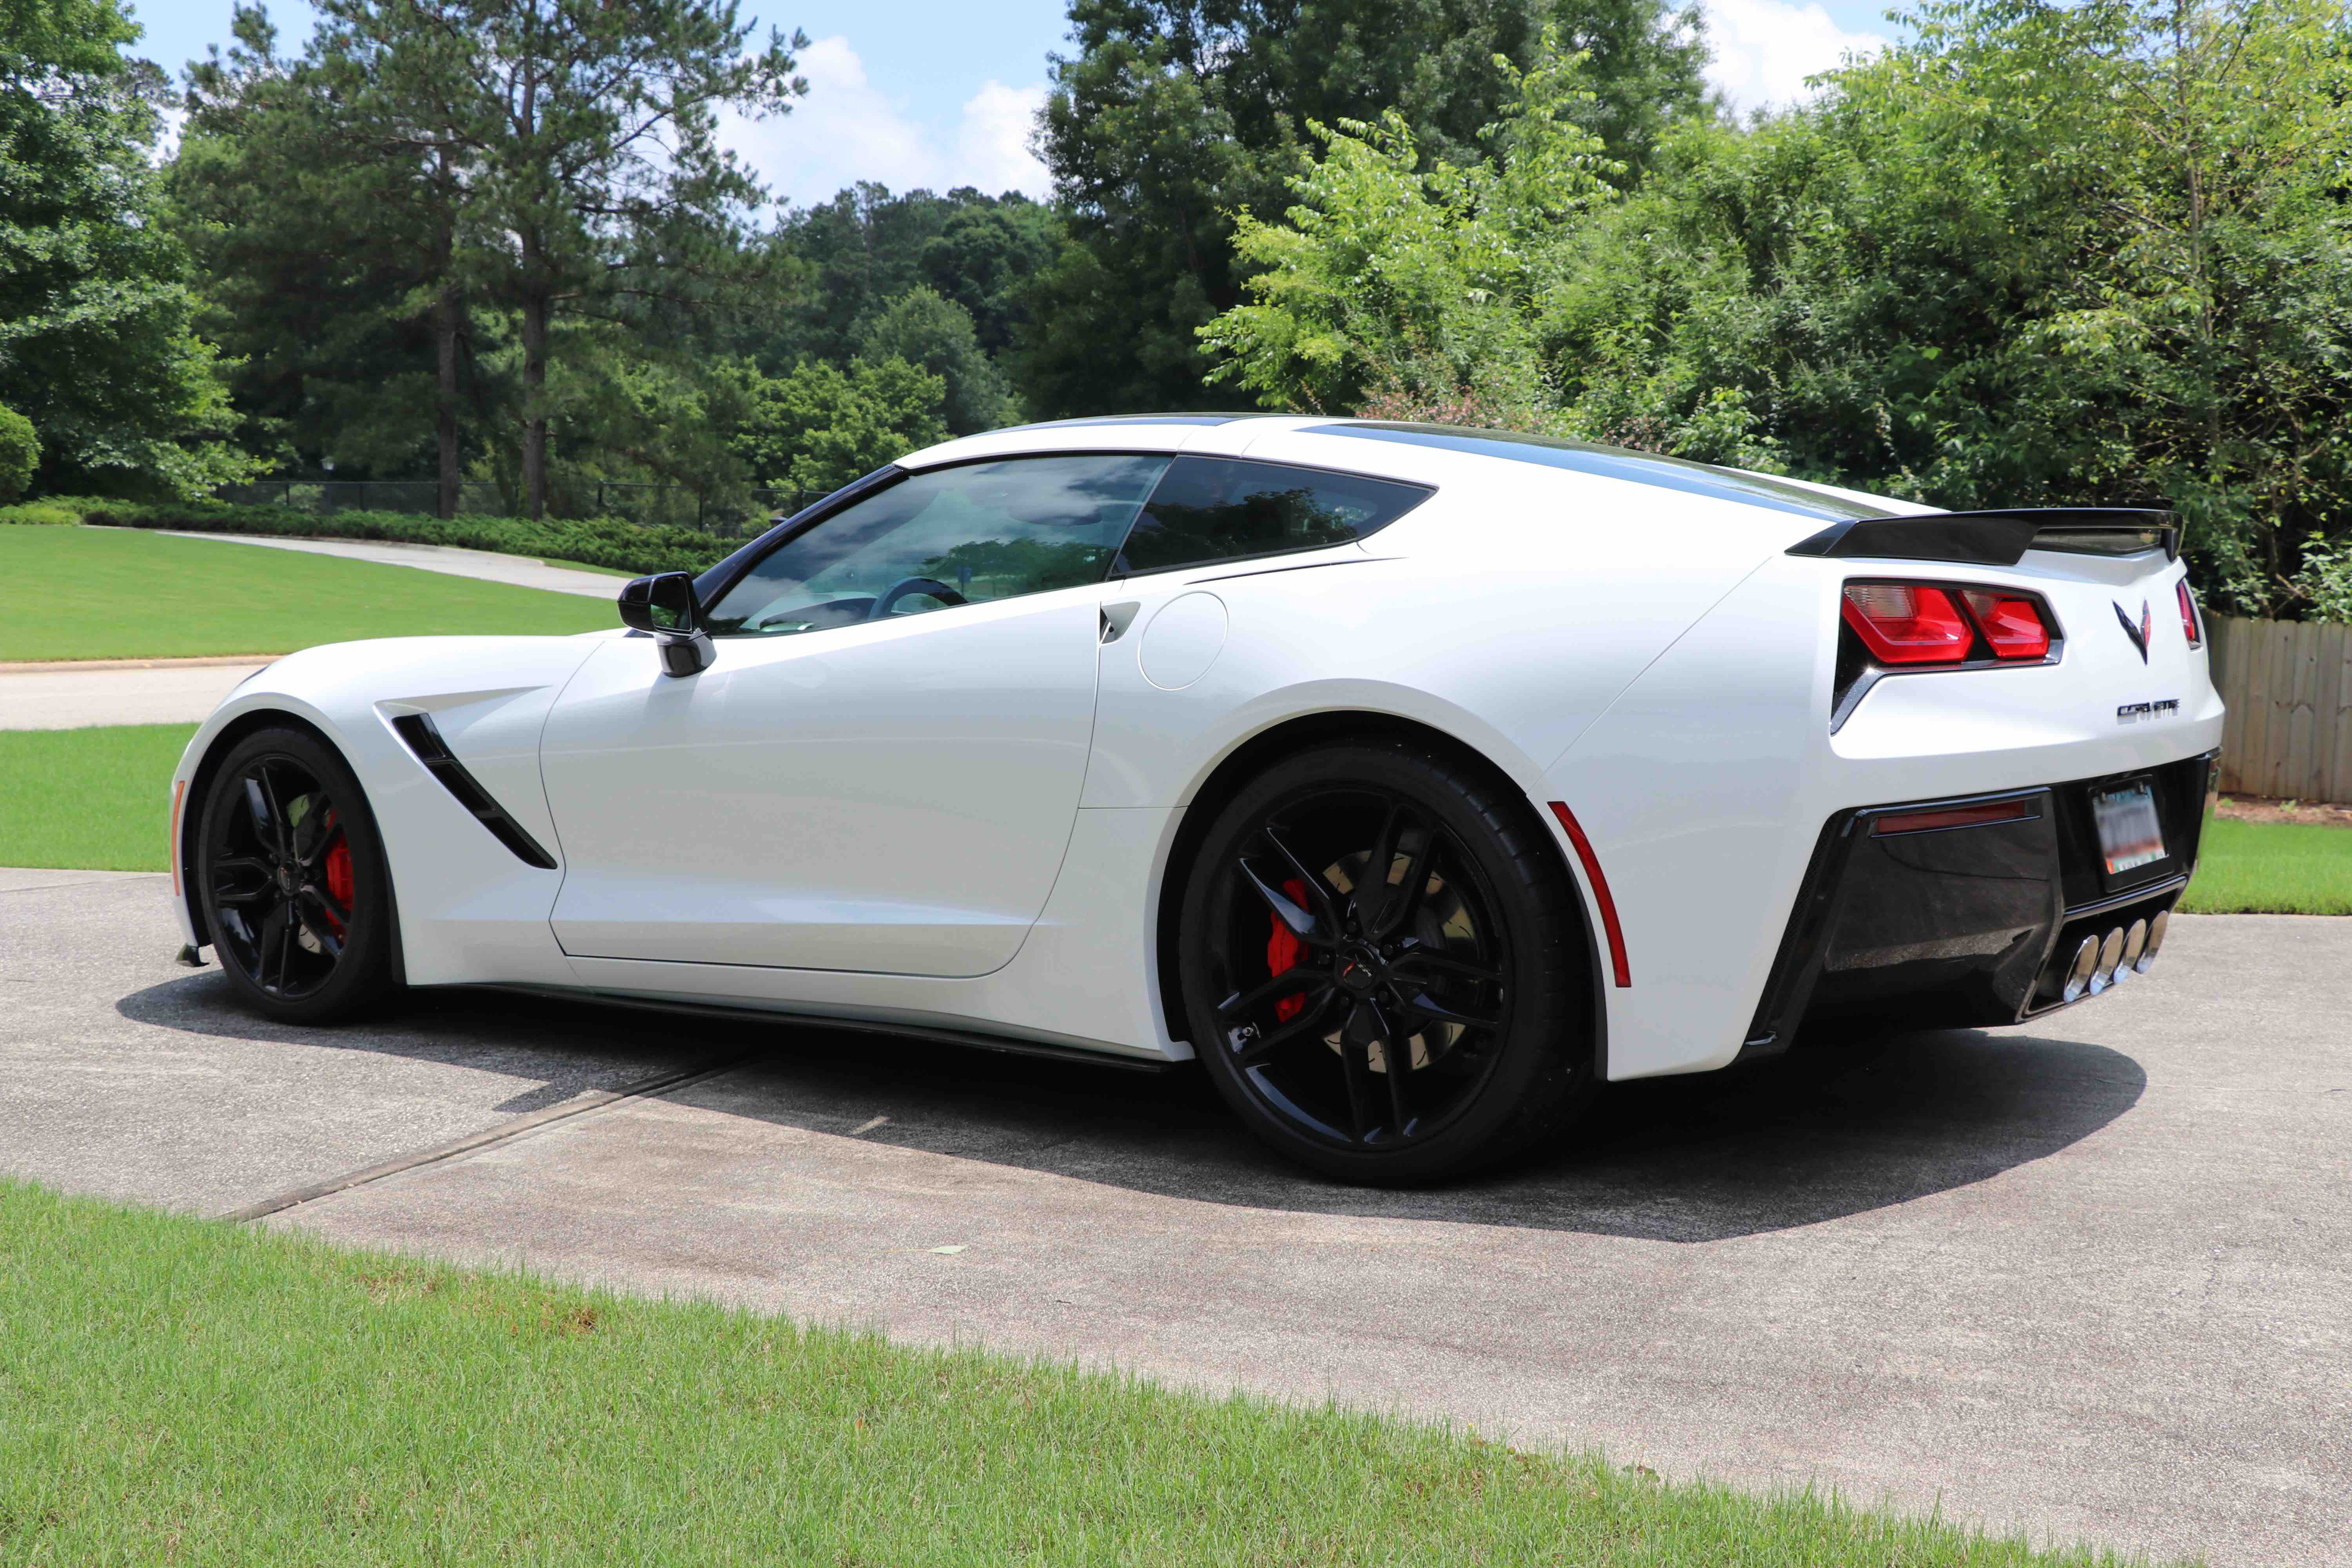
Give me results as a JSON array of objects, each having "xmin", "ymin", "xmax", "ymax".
[{"xmin": 617, "ymin": 572, "xmax": 715, "ymax": 677}]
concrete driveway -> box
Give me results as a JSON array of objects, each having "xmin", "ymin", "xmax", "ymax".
[
  {"xmin": 4, "ymin": 866, "xmax": 2345, "ymax": 1567},
  {"xmin": 150, "ymin": 531, "xmax": 630, "ymax": 598}
]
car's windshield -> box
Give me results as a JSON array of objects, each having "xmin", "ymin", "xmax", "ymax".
[{"xmin": 702, "ymin": 454, "xmax": 1171, "ymax": 638}]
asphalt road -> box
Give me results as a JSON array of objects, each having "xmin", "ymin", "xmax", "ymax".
[{"xmin": 4, "ymin": 867, "xmax": 2345, "ymax": 1566}]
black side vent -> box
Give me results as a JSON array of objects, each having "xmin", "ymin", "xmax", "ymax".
[{"xmin": 389, "ymin": 713, "xmax": 559, "ymax": 870}]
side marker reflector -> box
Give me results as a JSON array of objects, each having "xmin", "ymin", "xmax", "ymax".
[
  {"xmin": 1548, "ymin": 801, "xmax": 1630, "ymax": 988},
  {"xmin": 169, "ymin": 778, "xmax": 187, "ymax": 897}
]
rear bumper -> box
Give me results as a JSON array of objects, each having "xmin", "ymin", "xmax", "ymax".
[{"xmin": 1743, "ymin": 749, "xmax": 2216, "ymax": 1052}]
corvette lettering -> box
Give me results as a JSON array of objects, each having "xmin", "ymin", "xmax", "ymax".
[{"xmin": 2116, "ymin": 699, "xmax": 2181, "ymax": 724}]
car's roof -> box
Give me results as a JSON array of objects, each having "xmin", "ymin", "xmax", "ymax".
[{"xmin": 900, "ymin": 416, "xmax": 1923, "ymax": 525}]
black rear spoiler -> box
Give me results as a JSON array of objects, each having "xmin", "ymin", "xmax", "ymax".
[{"xmin": 1787, "ymin": 508, "xmax": 2177, "ymax": 566}]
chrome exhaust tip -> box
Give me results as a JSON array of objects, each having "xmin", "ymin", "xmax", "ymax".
[
  {"xmin": 2061, "ymin": 935, "xmax": 2101, "ymax": 1003},
  {"xmin": 2087, "ymin": 927, "xmax": 2126, "ymax": 995},
  {"xmin": 2116, "ymin": 919, "xmax": 2148, "ymax": 978},
  {"xmin": 2134, "ymin": 908, "xmax": 2169, "ymax": 973}
]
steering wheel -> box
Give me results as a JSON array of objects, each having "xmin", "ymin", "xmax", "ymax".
[{"xmin": 867, "ymin": 576, "xmax": 967, "ymax": 621}]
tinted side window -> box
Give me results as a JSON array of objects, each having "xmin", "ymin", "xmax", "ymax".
[
  {"xmin": 1116, "ymin": 457, "xmax": 1432, "ymax": 576},
  {"xmin": 702, "ymin": 454, "xmax": 1170, "ymax": 638}
]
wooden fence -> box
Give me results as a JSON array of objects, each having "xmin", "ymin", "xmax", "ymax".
[{"xmin": 2206, "ymin": 614, "xmax": 2352, "ymax": 804}]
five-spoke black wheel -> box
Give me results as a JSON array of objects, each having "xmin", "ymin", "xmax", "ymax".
[
  {"xmin": 196, "ymin": 726, "xmax": 396, "ymax": 1023},
  {"xmin": 1178, "ymin": 741, "xmax": 1598, "ymax": 1184}
]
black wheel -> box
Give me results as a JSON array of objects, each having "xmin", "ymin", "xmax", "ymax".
[
  {"xmin": 1177, "ymin": 740, "xmax": 1599, "ymax": 1185},
  {"xmin": 196, "ymin": 726, "xmax": 397, "ymax": 1024}
]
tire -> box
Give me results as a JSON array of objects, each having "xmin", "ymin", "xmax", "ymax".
[
  {"xmin": 195, "ymin": 725, "xmax": 399, "ymax": 1024},
  {"xmin": 1176, "ymin": 739, "xmax": 1598, "ymax": 1185}
]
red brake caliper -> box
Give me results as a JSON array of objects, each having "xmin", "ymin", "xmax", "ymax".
[
  {"xmin": 321, "ymin": 812, "xmax": 353, "ymax": 934},
  {"xmin": 1264, "ymin": 878, "xmax": 1310, "ymax": 1022}
]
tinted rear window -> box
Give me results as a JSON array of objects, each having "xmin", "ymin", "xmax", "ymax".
[{"xmin": 1117, "ymin": 457, "xmax": 1432, "ymax": 575}]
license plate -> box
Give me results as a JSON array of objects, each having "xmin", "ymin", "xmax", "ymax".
[{"xmin": 2092, "ymin": 780, "xmax": 2166, "ymax": 875}]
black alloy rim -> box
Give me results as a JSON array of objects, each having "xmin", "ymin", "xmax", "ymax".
[
  {"xmin": 207, "ymin": 755, "xmax": 353, "ymax": 1001},
  {"xmin": 1205, "ymin": 786, "xmax": 1514, "ymax": 1150}
]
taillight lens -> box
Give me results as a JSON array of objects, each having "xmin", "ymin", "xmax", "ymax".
[
  {"xmin": 1960, "ymin": 591, "xmax": 2052, "ymax": 661},
  {"xmin": 1842, "ymin": 584, "xmax": 1973, "ymax": 664},
  {"xmin": 2176, "ymin": 578, "xmax": 2201, "ymax": 648}
]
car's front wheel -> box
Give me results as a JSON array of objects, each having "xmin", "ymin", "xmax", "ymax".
[
  {"xmin": 1176, "ymin": 740, "xmax": 1598, "ymax": 1185},
  {"xmin": 196, "ymin": 725, "xmax": 398, "ymax": 1024}
]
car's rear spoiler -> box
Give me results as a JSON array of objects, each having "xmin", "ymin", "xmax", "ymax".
[{"xmin": 1786, "ymin": 508, "xmax": 2178, "ymax": 566}]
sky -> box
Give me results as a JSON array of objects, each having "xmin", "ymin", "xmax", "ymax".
[{"xmin": 128, "ymin": 0, "xmax": 1900, "ymax": 209}]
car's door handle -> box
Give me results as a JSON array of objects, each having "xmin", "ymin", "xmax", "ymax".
[{"xmin": 1100, "ymin": 601, "xmax": 1142, "ymax": 644}]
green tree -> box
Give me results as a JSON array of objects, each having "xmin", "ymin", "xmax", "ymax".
[
  {"xmin": 0, "ymin": 403, "xmax": 37, "ymax": 499},
  {"xmin": 856, "ymin": 287, "xmax": 1020, "ymax": 436},
  {"xmin": 745, "ymin": 184, "xmax": 1067, "ymax": 373},
  {"xmin": 1200, "ymin": 35, "xmax": 1621, "ymax": 418},
  {"xmin": 173, "ymin": 3, "xmax": 496, "ymax": 514},
  {"xmin": 1024, "ymin": 0, "xmax": 1710, "ymax": 418},
  {"xmin": 918, "ymin": 194, "xmax": 1066, "ymax": 356},
  {"xmin": 733, "ymin": 357, "xmax": 949, "ymax": 494},
  {"xmin": 312, "ymin": 0, "xmax": 809, "ymax": 518},
  {"xmin": 0, "ymin": 0, "xmax": 255, "ymax": 495}
]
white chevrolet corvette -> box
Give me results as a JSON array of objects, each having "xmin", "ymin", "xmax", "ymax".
[{"xmin": 168, "ymin": 416, "xmax": 2224, "ymax": 1182}]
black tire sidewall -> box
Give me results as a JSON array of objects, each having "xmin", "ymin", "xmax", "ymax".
[
  {"xmin": 1177, "ymin": 741, "xmax": 1595, "ymax": 1185},
  {"xmin": 196, "ymin": 726, "xmax": 397, "ymax": 1024}
]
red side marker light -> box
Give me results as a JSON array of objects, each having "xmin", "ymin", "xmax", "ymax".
[
  {"xmin": 2176, "ymin": 578, "xmax": 2201, "ymax": 649},
  {"xmin": 1842, "ymin": 584, "xmax": 1973, "ymax": 664},
  {"xmin": 1960, "ymin": 591, "xmax": 2052, "ymax": 661},
  {"xmin": 1547, "ymin": 801, "xmax": 1630, "ymax": 988}
]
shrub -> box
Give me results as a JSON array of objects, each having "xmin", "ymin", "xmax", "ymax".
[
  {"xmin": 0, "ymin": 500, "xmax": 84, "ymax": 525},
  {"xmin": 0, "ymin": 408, "xmax": 38, "ymax": 502},
  {"xmin": 78, "ymin": 502, "xmax": 733, "ymax": 577},
  {"xmin": 2292, "ymin": 533, "xmax": 2352, "ymax": 626}
]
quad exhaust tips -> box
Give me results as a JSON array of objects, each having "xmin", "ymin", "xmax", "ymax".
[{"xmin": 2059, "ymin": 908, "xmax": 2170, "ymax": 1003}]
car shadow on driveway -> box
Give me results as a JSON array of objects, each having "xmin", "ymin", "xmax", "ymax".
[{"xmin": 117, "ymin": 974, "xmax": 2146, "ymax": 1243}]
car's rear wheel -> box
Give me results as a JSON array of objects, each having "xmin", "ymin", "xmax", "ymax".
[
  {"xmin": 1176, "ymin": 740, "xmax": 1597, "ymax": 1184},
  {"xmin": 196, "ymin": 726, "xmax": 397, "ymax": 1024}
]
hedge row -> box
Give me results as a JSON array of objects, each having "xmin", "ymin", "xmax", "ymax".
[
  {"xmin": 61, "ymin": 500, "xmax": 738, "ymax": 577},
  {"xmin": 0, "ymin": 496, "xmax": 113, "ymax": 525}
]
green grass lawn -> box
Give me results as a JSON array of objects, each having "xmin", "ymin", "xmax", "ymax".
[
  {"xmin": 0, "ymin": 723, "xmax": 194, "ymax": 869},
  {"xmin": 1, "ymin": 525, "xmax": 615, "ymax": 662},
  {"xmin": 0, "ymin": 1179, "xmax": 2156, "ymax": 1567},
  {"xmin": 2177, "ymin": 816, "xmax": 2352, "ymax": 914}
]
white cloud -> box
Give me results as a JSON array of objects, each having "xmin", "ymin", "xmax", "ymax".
[
  {"xmin": 1702, "ymin": 0, "xmax": 1889, "ymax": 112},
  {"xmin": 720, "ymin": 36, "xmax": 1050, "ymax": 212},
  {"xmin": 954, "ymin": 80, "xmax": 1051, "ymax": 198}
]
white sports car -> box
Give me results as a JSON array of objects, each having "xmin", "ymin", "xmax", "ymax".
[{"xmin": 168, "ymin": 416, "xmax": 2224, "ymax": 1182}]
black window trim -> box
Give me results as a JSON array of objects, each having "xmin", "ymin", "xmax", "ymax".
[{"xmin": 693, "ymin": 448, "xmax": 1439, "ymax": 612}]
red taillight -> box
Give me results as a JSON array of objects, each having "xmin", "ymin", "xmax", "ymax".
[
  {"xmin": 1960, "ymin": 591, "xmax": 2051, "ymax": 661},
  {"xmin": 1841, "ymin": 584, "xmax": 1973, "ymax": 664},
  {"xmin": 2176, "ymin": 578, "xmax": 2201, "ymax": 648}
]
